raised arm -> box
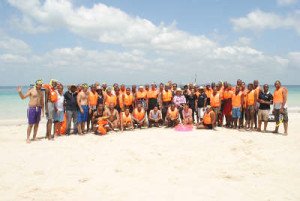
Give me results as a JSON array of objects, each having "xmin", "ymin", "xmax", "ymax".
[{"xmin": 17, "ymin": 86, "xmax": 31, "ymax": 100}]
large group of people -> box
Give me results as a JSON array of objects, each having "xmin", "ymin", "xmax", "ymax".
[{"xmin": 17, "ymin": 79, "xmax": 289, "ymax": 143}]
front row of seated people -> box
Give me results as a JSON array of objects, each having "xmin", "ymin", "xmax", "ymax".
[{"xmin": 92, "ymin": 102, "xmax": 215, "ymax": 135}]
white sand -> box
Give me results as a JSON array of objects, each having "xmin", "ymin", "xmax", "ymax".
[{"xmin": 0, "ymin": 114, "xmax": 300, "ymax": 201}]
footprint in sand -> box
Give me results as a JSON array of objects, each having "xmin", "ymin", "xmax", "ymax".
[{"xmin": 78, "ymin": 178, "xmax": 89, "ymax": 183}]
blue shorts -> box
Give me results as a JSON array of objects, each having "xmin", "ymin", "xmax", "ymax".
[
  {"xmin": 232, "ymin": 107, "xmax": 241, "ymax": 119},
  {"xmin": 54, "ymin": 111, "xmax": 64, "ymax": 122},
  {"xmin": 78, "ymin": 105, "xmax": 89, "ymax": 123},
  {"xmin": 27, "ymin": 107, "xmax": 41, "ymax": 125}
]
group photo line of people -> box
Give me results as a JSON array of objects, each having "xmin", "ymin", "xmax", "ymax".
[{"xmin": 17, "ymin": 79, "xmax": 288, "ymax": 143}]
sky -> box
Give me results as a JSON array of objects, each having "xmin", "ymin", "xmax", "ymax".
[{"xmin": 0, "ymin": 0, "xmax": 299, "ymax": 85}]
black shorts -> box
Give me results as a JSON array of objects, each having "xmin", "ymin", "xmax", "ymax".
[{"xmin": 203, "ymin": 123, "xmax": 213, "ymax": 129}]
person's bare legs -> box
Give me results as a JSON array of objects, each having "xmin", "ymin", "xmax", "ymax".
[
  {"xmin": 257, "ymin": 120, "xmax": 262, "ymax": 132},
  {"xmin": 32, "ymin": 123, "xmax": 39, "ymax": 141},
  {"xmin": 284, "ymin": 122, "xmax": 288, "ymax": 135},
  {"xmin": 263, "ymin": 121, "xmax": 268, "ymax": 132},
  {"xmin": 77, "ymin": 123, "xmax": 82, "ymax": 135},
  {"xmin": 46, "ymin": 119, "xmax": 53, "ymax": 140},
  {"xmin": 27, "ymin": 125, "xmax": 33, "ymax": 143},
  {"xmin": 250, "ymin": 111, "xmax": 254, "ymax": 131}
]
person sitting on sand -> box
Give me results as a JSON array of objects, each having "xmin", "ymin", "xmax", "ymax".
[
  {"xmin": 103, "ymin": 102, "xmax": 120, "ymax": 131},
  {"xmin": 92, "ymin": 103, "xmax": 109, "ymax": 135},
  {"xmin": 77, "ymin": 83, "xmax": 89, "ymax": 134},
  {"xmin": 182, "ymin": 104, "xmax": 193, "ymax": 125},
  {"xmin": 132, "ymin": 103, "xmax": 148, "ymax": 128},
  {"xmin": 210, "ymin": 86, "xmax": 221, "ymax": 127},
  {"xmin": 197, "ymin": 106, "xmax": 215, "ymax": 130},
  {"xmin": 166, "ymin": 103, "xmax": 179, "ymax": 128},
  {"xmin": 17, "ymin": 79, "xmax": 44, "ymax": 143},
  {"xmin": 54, "ymin": 84, "xmax": 65, "ymax": 137},
  {"xmin": 121, "ymin": 107, "xmax": 134, "ymax": 131},
  {"xmin": 273, "ymin": 80, "xmax": 288, "ymax": 135},
  {"xmin": 148, "ymin": 105, "xmax": 163, "ymax": 127}
]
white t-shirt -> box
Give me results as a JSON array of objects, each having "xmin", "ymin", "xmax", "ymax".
[{"xmin": 55, "ymin": 91, "xmax": 65, "ymax": 112}]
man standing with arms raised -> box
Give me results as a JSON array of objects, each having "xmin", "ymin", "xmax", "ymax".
[{"xmin": 17, "ymin": 80, "xmax": 44, "ymax": 143}]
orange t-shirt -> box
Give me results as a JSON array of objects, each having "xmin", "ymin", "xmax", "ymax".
[{"xmin": 232, "ymin": 92, "xmax": 242, "ymax": 108}]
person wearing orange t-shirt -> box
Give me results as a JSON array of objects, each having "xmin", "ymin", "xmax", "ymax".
[
  {"xmin": 222, "ymin": 83, "xmax": 234, "ymax": 128},
  {"xmin": 239, "ymin": 82, "xmax": 247, "ymax": 128},
  {"xmin": 87, "ymin": 85, "xmax": 98, "ymax": 132},
  {"xmin": 231, "ymin": 86, "xmax": 244, "ymax": 129},
  {"xmin": 197, "ymin": 106, "xmax": 215, "ymax": 130},
  {"xmin": 253, "ymin": 80, "xmax": 261, "ymax": 129},
  {"xmin": 104, "ymin": 88, "xmax": 117, "ymax": 108},
  {"xmin": 245, "ymin": 83, "xmax": 257, "ymax": 131},
  {"xmin": 44, "ymin": 79, "xmax": 58, "ymax": 139},
  {"xmin": 135, "ymin": 86, "xmax": 148, "ymax": 110},
  {"xmin": 273, "ymin": 80, "xmax": 288, "ymax": 135},
  {"xmin": 166, "ymin": 103, "xmax": 179, "ymax": 127},
  {"xmin": 132, "ymin": 103, "xmax": 148, "ymax": 128},
  {"xmin": 121, "ymin": 107, "xmax": 134, "ymax": 131},
  {"xmin": 122, "ymin": 88, "xmax": 134, "ymax": 112},
  {"xmin": 210, "ymin": 86, "xmax": 221, "ymax": 127},
  {"xmin": 147, "ymin": 83, "xmax": 158, "ymax": 113},
  {"xmin": 205, "ymin": 84, "xmax": 213, "ymax": 106},
  {"xmin": 161, "ymin": 84, "xmax": 173, "ymax": 120},
  {"xmin": 92, "ymin": 103, "xmax": 108, "ymax": 135}
]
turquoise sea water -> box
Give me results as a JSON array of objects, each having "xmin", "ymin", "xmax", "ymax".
[{"xmin": 0, "ymin": 85, "xmax": 299, "ymax": 120}]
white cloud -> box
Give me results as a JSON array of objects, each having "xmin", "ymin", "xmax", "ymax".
[
  {"xmin": 0, "ymin": 0, "xmax": 298, "ymax": 84},
  {"xmin": 0, "ymin": 33, "xmax": 31, "ymax": 54},
  {"xmin": 7, "ymin": 0, "xmax": 216, "ymax": 52},
  {"xmin": 235, "ymin": 37, "xmax": 252, "ymax": 46},
  {"xmin": 9, "ymin": 16, "xmax": 50, "ymax": 34},
  {"xmin": 0, "ymin": 53, "xmax": 28, "ymax": 63},
  {"xmin": 231, "ymin": 9, "xmax": 300, "ymax": 34},
  {"xmin": 277, "ymin": 0, "xmax": 298, "ymax": 6}
]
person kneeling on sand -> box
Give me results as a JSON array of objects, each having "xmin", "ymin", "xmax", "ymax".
[
  {"xmin": 121, "ymin": 107, "xmax": 134, "ymax": 131},
  {"xmin": 182, "ymin": 104, "xmax": 193, "ymax": 125},
  {"xmin": 103, "ymin": 103, "xmax": 120, "ymax": 131},
  {"xmin": 92, "ymin": 103, "xmax": 109, "ymax": 135},
  {"xmin": 197, "ymin": 106, "xmax": 215, "ymax": 130},
  {"xmin": 17, "ymin": 79, "xmax": 44, "ymax": 143},
  {"xmin": 166, "ymin": 103, "xmax": 179, "ymax": 128},
  {"xmin": 132, "ymin": 103, "xmax": 148, "ymax": 128},
  {"xmin": 148, "ymin": 105, "xmax": 163, "ymax": 127}
]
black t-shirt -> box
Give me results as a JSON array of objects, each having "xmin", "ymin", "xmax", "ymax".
[
  {"xmin": 197, "ymin": 93, "xmax": 207, "ymax": 108},
  {"xmin": 258, "ymin": 91, "xmax": 273, "ymax": 110},
  {"xmin": 186, "ymin": 94, "xmax": 197, "ymax": 108},
  {"xmin": 64, "ymin": 91, "xmax": 78, "ymax": 111}
]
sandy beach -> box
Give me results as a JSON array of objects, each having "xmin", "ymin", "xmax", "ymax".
[{"xmin": 0, "ymin": 114, "xmax": 299, "ymax": 201}]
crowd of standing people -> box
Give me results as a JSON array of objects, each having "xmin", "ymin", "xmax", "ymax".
[{"xmin": 17, "ymin": 79, "xmax": 288, "ymax": 143}]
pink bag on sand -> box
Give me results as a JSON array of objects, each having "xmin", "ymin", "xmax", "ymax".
[{"xmin": 175, "ymin": 124, "xmax": 193, "ymax": 132}]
